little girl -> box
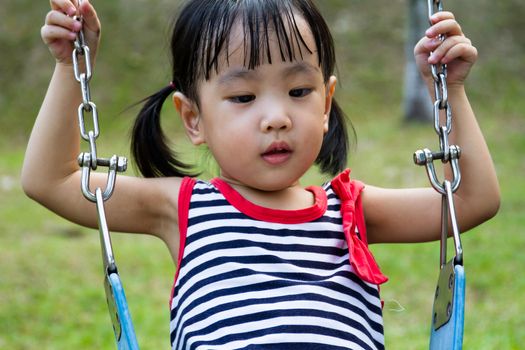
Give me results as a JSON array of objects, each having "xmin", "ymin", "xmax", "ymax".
[{"xmin": 25, "ymin": 0, "xmax": 499, "ymax": 349}]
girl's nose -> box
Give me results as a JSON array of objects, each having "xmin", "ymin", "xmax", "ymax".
[{"xmin": 260, "ymin": 109, "xmax": 292, "ymax": 133}]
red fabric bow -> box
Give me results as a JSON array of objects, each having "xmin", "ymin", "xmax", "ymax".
[{"xmin": 331, "ymin": 169, "xmax": 388, "ymax": 285}]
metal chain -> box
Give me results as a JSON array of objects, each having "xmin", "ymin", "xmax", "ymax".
[
  {"xmin": 72, "ymin": 0, "xmax": 127, "ymax": 272},
  {"xmin": 72, "ymin": 3, "xmax": 127, "ymax": 203},
  {"xmin": 414, "ymin": 0, "xmax": 463, "ymax": 266},
  {"xmin": 70, "ymin": 6, "xmax": 140, "ymax": 348}
]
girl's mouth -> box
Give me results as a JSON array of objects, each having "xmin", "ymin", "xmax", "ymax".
[{"xmin": 261, "ymin": 142, "xmax": 292, "ymax": 165}]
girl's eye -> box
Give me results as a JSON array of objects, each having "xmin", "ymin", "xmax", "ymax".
[
  {"xmin": 289, "ymin": 88, "xmax": 312, "ymax": 98},
  {"xmin": 229, "ymin": 95, "xmax": 256, "ymax": 104}
]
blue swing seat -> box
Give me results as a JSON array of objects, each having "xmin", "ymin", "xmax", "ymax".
[
  {"xmin": 429, "ymin": 263, "xmax": 465, "ymax": 350},
  {"xmin": 105, "ymin": 272, "xmax": 140, "ymax": 350}
]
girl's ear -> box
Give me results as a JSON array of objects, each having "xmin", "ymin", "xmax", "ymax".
[
  {"xmin": 173, "ymin": 92, "xmax": 205, "ymax": 145},
  {"xmin": 323, "ymin": 75, "xmax": 337, "ymax": 133}
]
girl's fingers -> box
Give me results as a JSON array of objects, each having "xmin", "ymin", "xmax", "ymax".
[
  {"xmin": 440, "ymin": 42, "xmax": 477, "ymax": 65},
  {"xmin": 44, "ymin": 0, "xmax": 100, "ymax": 64},
  {"xmin": 79, "ymin": 0, "xmax": 101, "ymax": 35},
  {"xmin": 422, "ymin": 14, "xmax": 472, "ymax": 65},
  {"xmin": 426, "ymin": 18, "xmax": 463, "ymax": 39},
  {"xmin": 428, "ymin": 36, "xmax": 473, "ymax": 64},
  {"xmin": 42, "ymin": 10, "xmax": 80, "ymax": 44},
  {"xmin": 49, "ymin": 0, "xmax": 77, "ymax": 16},
  {"xmin": 49, "ymin": 0, "xmax": 99, "ymax": 35},
  {"xmin": 415, "ymin": 11, "xmax": 477, "ymax": 84},
  {"xmin": 429, "ymin": 11, "xmax": 455, "ymax": 24},
  {"xmin": 45, "ymin": 10, "xmax": 82, "ymax": 32},
  {"xmin": 41, "ymin": 23, "xmax": 77, "ymax": 43}
]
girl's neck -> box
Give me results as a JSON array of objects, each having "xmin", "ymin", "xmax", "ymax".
[{"xmin": 218, "ymin": 176, "xmax": 315, "ymax": 211}]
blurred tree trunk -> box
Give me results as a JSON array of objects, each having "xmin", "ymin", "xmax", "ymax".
[{"xmin": 404, "ymin": 0, "xmax": 432, "ymax": 123}]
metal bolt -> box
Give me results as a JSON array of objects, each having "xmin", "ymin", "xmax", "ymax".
[
  {"xmin": 414, "ymin": 149, "xmax": 429, "ymax": 165},
  {"xmin": 117, "ymin": 157, "xmax": 128, "ymax": 172}
]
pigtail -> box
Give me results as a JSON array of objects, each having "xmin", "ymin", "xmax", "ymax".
[
  {"xmin": 315, "ymin": 98, "xmax": 354, "ymax": 175},
  {"xmin": 131, "ymin": 86, "xmax": 197, "ymax": 178}
]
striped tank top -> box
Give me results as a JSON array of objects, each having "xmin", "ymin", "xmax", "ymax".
[{"xmin": 170, "ymin": 171, "xmax": 386, "ymax": 350}]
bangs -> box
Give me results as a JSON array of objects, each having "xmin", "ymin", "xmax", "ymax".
[
  {"xmin": 172, "ymin": 0, "xmax": 335, "ymax": 100},
  {"xmin": 191, "ymin": 0, "xmax": 334, "ymax": 81}
]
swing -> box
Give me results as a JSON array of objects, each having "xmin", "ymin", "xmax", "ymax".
[
  {"xmin": 413, "ymin": 1, "xmax": 466, "ymax": 349},
  {"xmin": 72, "ymin": 1, "xmax": 139, "ymax": 348},
  {"xmin": 70, "ymin": 1, "xmax": 465, "ymax": 349}
]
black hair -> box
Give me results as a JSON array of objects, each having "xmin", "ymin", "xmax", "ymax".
[{"xmin": 131, "ymin": 0, "xmax": 354, "ymax": 178}]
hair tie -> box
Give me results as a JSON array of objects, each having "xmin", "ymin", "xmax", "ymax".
[{"xmin": 169, "ymin": 81, "xmax": 177, "ymax": 90}]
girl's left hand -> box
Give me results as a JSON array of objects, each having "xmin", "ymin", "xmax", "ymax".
[{"xmin": 415, "ymin": 11, "xmax": 478, "ymax": 88}]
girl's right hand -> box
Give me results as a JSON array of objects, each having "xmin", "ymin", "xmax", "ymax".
[{"xmin": 41, "ymin": 0, "xmax": 101, "ymax": 65}]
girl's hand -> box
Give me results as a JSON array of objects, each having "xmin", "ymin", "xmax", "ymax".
[
  {"xmin": 415, "ymin": 11, "xmax": 477, "ymax": 88},
  {"xmin": 41, "ymin": 0, "xmax": 101, "ymax": 65}
]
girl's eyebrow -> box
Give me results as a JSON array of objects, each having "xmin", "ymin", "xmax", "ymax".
[
  {"xmin": 218, "ymin": 62, "xmax": 321, "ymax": 86},
  {"xmin": 217, "ymin": 68, "xmax": 260, "ymax": 86},
  {"xmin": 282, "ymin": 62, "xmax": 321, "ymax": 79}
]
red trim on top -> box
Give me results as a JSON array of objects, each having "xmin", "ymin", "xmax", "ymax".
[
  {"xmin": 210, "ymin": 178, "xmax": 327, "ymax": 224},
  {"xmin": 331, "ymin": 169, "xmax": 388, "ymax": 285},
  {"xmin": 353, "ymin": 181, "xmax": 368, "ymax": 246},
  {"xmin": 170, "ymin": 177, "xmax": 197, "ymax": 305}
]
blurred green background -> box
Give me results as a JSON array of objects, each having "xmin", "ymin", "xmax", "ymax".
[{"xmin": 1, "ymin": 0, "xmax": 523, "ymax": 349}]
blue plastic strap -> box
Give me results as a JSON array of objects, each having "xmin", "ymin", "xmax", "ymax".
[
  {"xmin": 105, "ymin": 273, "xmax": 140, "ymax": 350},
  {"xmin": 429, "ymin": 264, "xmax": 465, "ymax": 350}
]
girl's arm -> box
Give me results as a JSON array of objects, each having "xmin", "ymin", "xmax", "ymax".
[
  {"xmin": 364, "ymin": 12, "xmax": 500, "ymax": 244},
  {"xmin": 22, "ymin": 0, "xmax": 181, "ymax": 256}
]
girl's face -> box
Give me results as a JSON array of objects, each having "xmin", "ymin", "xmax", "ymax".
[{"xmin": 179, "ymin": 15, "xmax": 336, "ymax": 191}]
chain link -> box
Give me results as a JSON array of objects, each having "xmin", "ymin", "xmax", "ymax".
[
  {"xmin": 72, "ymin": 1, "xmax": 127, "ymax": 202},
  {"xmin": 414, "ymin": 0, "xmax": 463, "ymax": 266}
]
